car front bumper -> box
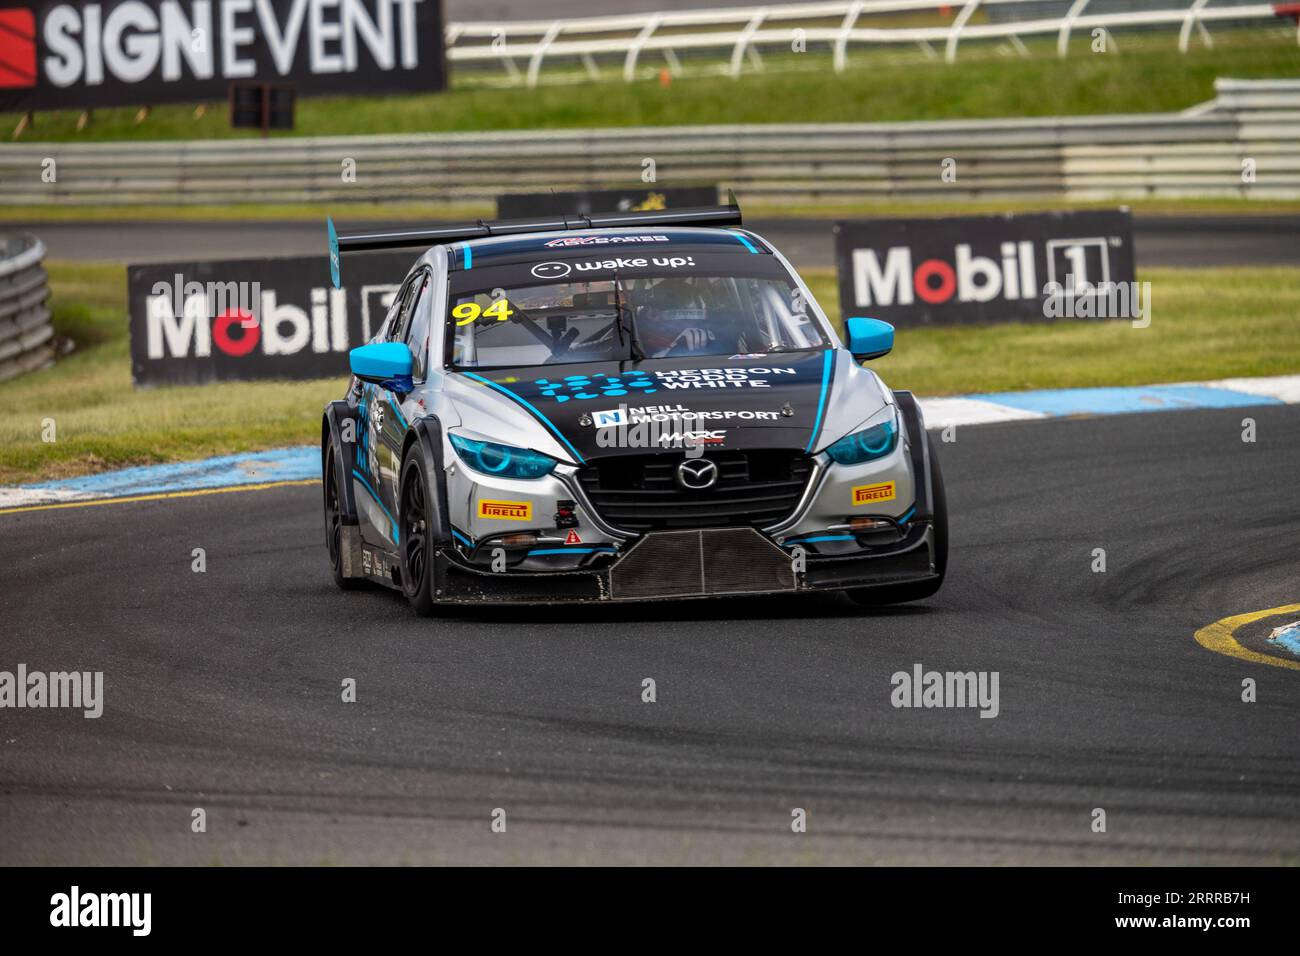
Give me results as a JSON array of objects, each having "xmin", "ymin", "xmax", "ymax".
[{"xmin": 428, "ymin": 523, "xmax": 938, "ymax": 605}]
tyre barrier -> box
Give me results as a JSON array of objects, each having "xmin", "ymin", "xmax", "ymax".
[{"xmin": 0, "ymin": 235, "xmax": 54, "ymax": 383}]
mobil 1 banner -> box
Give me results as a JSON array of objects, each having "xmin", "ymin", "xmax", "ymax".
[
  {"xmin": 834, "ymin": 210, "xmax": 1136, "ymax": 328},
  {"xmin": 496, "ymin": 187, "xmax": 719, "ymax": 219},
  {"xmin": 0, "ymin": 0, "xmax": 446, "ymax": 112},
  {"xmin": 128, "ymin": 251, "xmax": 410, "ymax": 386}
]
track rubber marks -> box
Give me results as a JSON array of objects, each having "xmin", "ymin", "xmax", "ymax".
[{"xmin": 1194, "ymin": 604, "xmax": 1300, "ymax": 672}]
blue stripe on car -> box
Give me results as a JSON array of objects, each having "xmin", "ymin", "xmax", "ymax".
[
  {"xmin": 458, "ymin": 372, "xmax": 586, "ymax": 464},
  {"xmin": 804, "ymin": 349, "xmax": 834, "ymax": 454},
  {"xmin": 351, "ymin": 468, "xmax": 400, "ymax": 544},
  {"xmin": 730, "ymin": 230, "xmax": 759, "ymax": 253}
]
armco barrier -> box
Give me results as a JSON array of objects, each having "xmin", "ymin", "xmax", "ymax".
[
  {"xmin": 0, "ymin": 78, "xmax": 1296, "ymax": 206},
  {"xmin": 0, "ymin": 236, "xmax": 53, "ymax": 382}
]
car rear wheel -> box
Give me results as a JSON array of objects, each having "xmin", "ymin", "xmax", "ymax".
[
  {"xmin": 846, "ymin": 432, "xmax": 948, "ymax": 607},
  {"xmin": 324, "ymin": 442, "xmax": 364, "ymax": 590},
  {"xmin": 399, "ymin": 446, "xmax": 439, "ymax": 617}
]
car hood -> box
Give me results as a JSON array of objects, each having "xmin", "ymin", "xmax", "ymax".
[{"xmin": 448, "ymin": 350, "xmax": 848, "ymax": 462}]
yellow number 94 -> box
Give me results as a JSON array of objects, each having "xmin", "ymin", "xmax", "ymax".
[{"xmin": 454, "ymin": 299, "xmax": 515, "ymax": 326}]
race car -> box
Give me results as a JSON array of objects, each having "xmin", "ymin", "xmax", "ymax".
[{"xmin": 321, "ymin": 203, "xmax": 947, "ymax": 614}]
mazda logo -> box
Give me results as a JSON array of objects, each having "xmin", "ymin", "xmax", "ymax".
[{"xmin": 676, "ymin": 458, "xmax": 719, "ymax": 490}]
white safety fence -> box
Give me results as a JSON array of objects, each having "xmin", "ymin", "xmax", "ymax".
[
  {"xmin": 444, "ymin": 0, "xmax": 1299, "ymax": 85},
  {"xmin": 1, "ymin": 78, "xmax": 1296, "ymax": 206}
]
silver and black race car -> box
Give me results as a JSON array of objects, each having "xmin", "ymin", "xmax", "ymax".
[{"xmin": 321, "ymin": 203, "xmax": 947, "ymax": 614}]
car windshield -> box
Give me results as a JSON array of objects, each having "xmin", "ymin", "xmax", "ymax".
[{"xmin": 448, "ymin": 257, "xmax": 828, "ymax": 369}]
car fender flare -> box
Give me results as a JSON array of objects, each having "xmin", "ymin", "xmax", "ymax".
[
  {"xmin": 406, "ymin": 415, "xmax": 453, "ymax": 551},
  {"xmin": 322, "ymin": 400, "xmax": 359, "ymax": 525},
  {"xmin": 892, "ymin": 390, "xmax": 934, "ymax": 522}
]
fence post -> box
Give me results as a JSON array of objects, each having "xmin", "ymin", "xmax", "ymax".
[
  {"xmin": 945, "ymin": 0, "xmax": 983, "ymax": 64},
  {"xmin": 834, "ymin": 1, "xmax": 865, "ymax": 73},
  {"xmin": 527, "ymin": 21, "xmax": 564, "ymax": 87},
  {"xmin": 729, "ymin": 9, "xmax": 769, "ymax": 78},
  {"xmin": 623, "ymin": 15, "xmax": 663, "ymax": 82},
  {"xmin": 1057, "ymin": 0, "xmax": 1092, "ymax": 57}
]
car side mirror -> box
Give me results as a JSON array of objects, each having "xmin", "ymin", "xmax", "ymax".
[
  {"xmin": 845, "ymin": 317, "xmax": 894, "ymax": 361},
  {"xmin": 350, "ymin": 342, "xmax": 413, "ymax": 392}
]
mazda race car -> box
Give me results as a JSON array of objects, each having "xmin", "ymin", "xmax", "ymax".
[{"xmin": 321, "ymin": 204, "xmax": 947, "ymax": 614}]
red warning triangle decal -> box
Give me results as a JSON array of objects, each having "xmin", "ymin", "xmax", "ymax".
[{"xmin": 564, "ymin": 530, "xmax": 582, "ymax": 545}]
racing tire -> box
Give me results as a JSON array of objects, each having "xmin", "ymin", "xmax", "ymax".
[
  {"xmin": 399, "ymin": 445, "xmax": 440, "ymax": 617},
  {"xmin": 846, "ymin": 432, "xmax": 948, "ymax": 607},
  {"xmin": 324, "ymin": 440, "xmax": 365, "ymax": 591}
]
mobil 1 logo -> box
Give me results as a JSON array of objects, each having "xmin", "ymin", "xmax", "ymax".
[{"xmin": 834, "ymin": 209, "xmax": 1135, "ymax": 327}]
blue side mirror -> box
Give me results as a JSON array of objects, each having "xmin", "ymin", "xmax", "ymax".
[
  {"xmin": 845, "ymin": 317, "xmax": 895, "ymax": 361},
  {"xmin": 350, "ymin": 342, "xmax": 413, "ymax": 391}
]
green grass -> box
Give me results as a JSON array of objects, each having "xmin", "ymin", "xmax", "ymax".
[
  {"xmin": 2, "ymin": 261, "xmax": 1297, "ymax": 484},
  {"xmin": 0, "ymin": 263, "xmax": 345, "ymax": 484},
  {"xmin": 805, "ymin": 268, "xmax": 1300, "ymax": 394},
  {"xmin": 4, "ymin": 31, "xmax": 1297, "ymax": 142}
]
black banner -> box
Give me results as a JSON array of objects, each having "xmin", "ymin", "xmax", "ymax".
[
  {"xmin": 496, "ymin": 187, "xmax": 718, "ymax": 219},
  {"xmin": 0, "ymin": 0, "xmax": 446, "ymax": 112},
  {"xmin": 834, "ymin": 210, "xmax": 1136, "ymax": 328},
  {"xmin": 0, "ymin": 866, "xmax": 1284, "ymax": 942},
  {"xmin": 127, "ymin": 250, "xmax": 411, "ymax": 386}
]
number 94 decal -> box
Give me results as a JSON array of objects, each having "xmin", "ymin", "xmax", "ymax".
[{"xmin": 453, "ymin": 299, "xmax": 515, "ymax": 326}]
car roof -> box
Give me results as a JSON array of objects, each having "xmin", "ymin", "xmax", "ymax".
[{"xmin": 446, "ymin": 225, "xmax": 769, "ymax": 273}]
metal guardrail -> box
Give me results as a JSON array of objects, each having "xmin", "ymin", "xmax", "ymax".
[
  {"xmin": 0, "ymin": 79, "xmax": 1296, "ymax": 206},
  {"xmin": 444, "ymin": 0, "xmax": 1299, "ymax": 83},
  {"xmin": 0, "ymin": 235, "xmax": 53, "ymax": 382}
]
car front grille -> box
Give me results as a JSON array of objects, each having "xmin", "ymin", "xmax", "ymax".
[{"xmin": 577, "ymin": 449, "xmax": 813, "ymax": 534}]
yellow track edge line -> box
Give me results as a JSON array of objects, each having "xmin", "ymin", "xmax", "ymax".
[
  {"xmin": 1194, "ymin": 604, "xmax": 1300, "ymax": 672},
  {"xmin": 0, "ymin": 479, "xmax": 317, "ymax": 516}
]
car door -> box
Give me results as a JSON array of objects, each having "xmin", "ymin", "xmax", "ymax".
[
  {"xmin": 376, "ymin": 269, "xmax": 433, "ymax": 525},
  {"xmin": 355, "ymin": 270, "xmax": 424, "ymax": 550}
]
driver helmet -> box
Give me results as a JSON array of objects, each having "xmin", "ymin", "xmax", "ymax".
[{"xmin": 638, "ymin": 281, "xmax": 708, "ymax": 354}]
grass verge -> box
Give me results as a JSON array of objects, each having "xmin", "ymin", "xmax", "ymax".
[{"xmin": 1, "ymin": 261, "xmax": 1296, "ymax": 484}]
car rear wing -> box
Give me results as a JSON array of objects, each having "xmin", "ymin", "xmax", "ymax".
[{"xmin": 326, "ymin": 195, "xmax": 742, "ymax": 288}]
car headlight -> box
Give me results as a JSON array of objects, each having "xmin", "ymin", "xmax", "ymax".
[
  {"xmin": 450, "ymin": 434, "xmax": 557, "ymax": 479},
  {"xmin": 826, "ymin": 416, "xmax": 898, "ymax": 465}
]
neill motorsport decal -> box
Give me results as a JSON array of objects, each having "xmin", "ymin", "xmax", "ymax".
[
  {"xmin": 590, "ymin": 404, "xmax": 782, "ymax": 426},
  {"xmin": 478, "ymin": 499, "xmax": 533, "ymax": 521},
  {"xmin": 853, "ymin": 482, "xmax": 897, "ymax": 505}
]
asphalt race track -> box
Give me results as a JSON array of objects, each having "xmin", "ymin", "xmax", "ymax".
[
  {"xmin": 19, "ymin": 215, "xmax": 1300, "ymax": 270},
  {"xmin": 2, "ymin": 405, "xmax": 1297, "ymax": 865}
]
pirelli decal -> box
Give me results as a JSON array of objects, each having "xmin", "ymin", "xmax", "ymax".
[
  {"xmin": 852, "ymin": 482, "xmax": 896, "ymax": 506},
  {"xmin": 478, "ymin": 499, "xmax": 533, "ymax": 521}
]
